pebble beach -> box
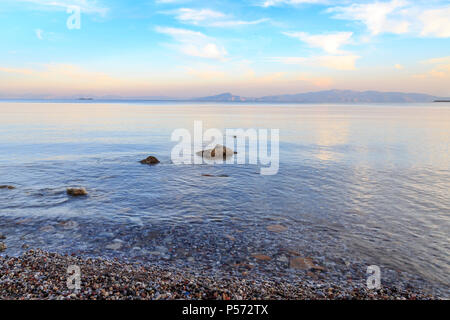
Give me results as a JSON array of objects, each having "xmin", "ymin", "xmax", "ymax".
[{"xmin": 0, "ymin": 249, "xmax": 439, "ymax": 300}]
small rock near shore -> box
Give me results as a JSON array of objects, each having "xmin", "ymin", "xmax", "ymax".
[
  {"xmin": 67, "ymin": 188, "xmax": 88, "ymax": 196},
  {"xmin": 0, "ymin": 242, "xmax": 7, "ymax": 252},
  {"xmin": 0, "ymin": 185, "xmax": 15, "ymax": 190},
  {"xmin": 140, "ymin": 156, "xmax": 160, "ymax": 165}
]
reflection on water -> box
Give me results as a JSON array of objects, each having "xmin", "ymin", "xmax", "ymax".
[{"xmin": 0, "ymin": 102, "xmax": 449, "ymax": 294}]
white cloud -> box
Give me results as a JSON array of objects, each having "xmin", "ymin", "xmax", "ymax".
[
  {"xmin": 271, "ymin": 55, "xmax": 360, "ymax": 71},
  {"xmin": 155, "ymin": 27, "xmax": 227, "ymax": 60},
  {"xmin": 17, "ymin": 0, "xmax": 108, "ymax": 15},
  {"xmin": 171, "ymin": 8, "xmax": 268, "ymax": 27},
  {"xmin": 176, "ymin": 8, "xmax": 226, "ymax": 22},
  {"xmin": 283, "ymin": 31, "xmax": 353, "ymax": 54},
  {"xmin": 420, "ymin": 7, "xmax": 450, "ymax": 38},
  {"xmin": 328, "ymin": 0, "xmax": 410, "ymax": 35},
  {"xmin": 328, "ymin": 1, "xmax": 450, "ymax": 38},
  {"xmin": 414, "ymin": 56, "xmax": 450, "ymax": 78},
  {"xmin": 261, "ymin": 0, "xmax": 329, "ymax": 7},
  {"xmin": 155, "ymin": 0, "xmax": 186, "ymax": 3}
]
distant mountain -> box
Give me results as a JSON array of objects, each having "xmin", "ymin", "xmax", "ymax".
[
  {"xmin": 193, "ymin": 90, "xmax": 439, "ymax": 103},
  {"xmin": 194, "ymin": 93, "xmax": 249, "ymax": 102}
]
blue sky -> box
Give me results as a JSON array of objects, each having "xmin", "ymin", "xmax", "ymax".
[{"xmin": 0, "ymin": 0, "xmax": 449, "ymax": 98}]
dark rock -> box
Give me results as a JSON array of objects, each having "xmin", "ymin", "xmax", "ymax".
[
  {"xmin": 196, "ymin": 145, "xmax": 235, "ymax": 160},
  {"xmin": 0, "ymin": 234, "xmax": 5, "ymax": 240},
  {"xmin": 201, "ymin": 174, "xmax": 229, "ymax": 177},
  {"xmin": 67, "ymin": 188, "xmax": 88, "ymax": 196},
  {"xmin": 0, "ymin": 185, "xmax": 15, "ymax": 190},
  {"xmin": 140, "ymin": 156, "xmax": 160, "ymax": 165}
]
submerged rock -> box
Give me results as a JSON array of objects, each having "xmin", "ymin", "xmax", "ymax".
[
  {"xmin": 67, "ymin": 188, "xmax": 88, "ymax": 197},
  {"xmin": 140, "ymin": 156, "xmax": 160, "ymax": 165},
  {"xmin": 59, "ymin": 220, "xmax": 79, "ymax": 229},
  {"xmin": 196, "ymin": 145, "xmax": 235, "ymax": 160},
  {"xmin": 252, "ymin": 254, "xmax": 272, "ymax": 261},
  {"xmin": 0, "ymin": 185, "xmax": 15, "ymax": 190},
  {"xmin": 40, "ymin": 225, "xmax": 56, "ymax": 233},
  {"xmin": 266, "ymin": 224, "xmax": 288, "ymax": 233},
  {"xmin": 106, "ymin": 239, "xmax": 124, "ymax": 250},
  {"xmin": 289, "ymin": 257, "xmax": 325, "ymax": 271},
  {"xmin": 201, "ymin": 174, "xmax": 230, "ymax": 177},
  {"xmin": 0, "ymin": 234, "xmax": 5, "ymax": 240}
]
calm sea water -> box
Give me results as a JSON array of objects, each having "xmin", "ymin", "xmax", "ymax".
[{"xmin": 0, "ymin": 102, "xmax": 449, "ymax": 293}]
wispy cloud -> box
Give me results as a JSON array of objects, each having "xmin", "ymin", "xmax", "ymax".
[
  {"xmin": 414, "ymin": 56, "xmax": 450, "ymax": 78},
  {"xmin": 155, "ymin": 27, "xmax": 227, "ymax": 60},
  {"xmin": 260, "ymin": 0, "xmax": 329, "ymax": 8},
  {"xmin": 283, "ymin": 31, "xmax": 353, "ymax": 54},
  {"xmin": 280, "ymin": 30, "xmax": 358, "ymax": 70},
  {"xmin": 17, "ymin": 0, "xmax": 108, "ymax": 15},
  {"xmin": 271, "ymin": 55, "xmax": 360, "ymax": 71},
  {"xmin": 328, "ymin": 1, "xmax": 450, "ymax": 38},
  {"xmin": 327, "ymin": 0, "xmax": 409, "ymax": 36},
  {"xmin": 420, "ymin": 6, "xmax": 450, "ymax": 38},
  {"xmin": 0, "ymin": 67, "xmax": 35, "ymax": 75},
  {"xmin": 169, "ymin": 8, "xmax": 268, "ymax": 27}
]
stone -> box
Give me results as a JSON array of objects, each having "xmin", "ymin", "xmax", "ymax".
[
  {"xmin": 0, "ymin": 185, "xmax": 15, "ymax": 190},
  {"xmin": 59, "ymin": 220, "xmax": 79, "ymax": 229},
  {"xmin": 40, "ymin": 225, "xmax": 56, "ymax": 233},
  {"xmin": 196, "ymin": 145, "xmax": 235, "ymax": 160},
  {"xmin": 289, "ymin": 257, "xmax": 325, "ymax": 271},
  {"xmin": 139, "ymin": 156, "xmax": 160, "ymax": 165},
  {"xmin": 252, "ymin": 254, "xmax": 272, "ymax": 261},
  {"xmin": 202, "ymin": 174, "xmax": 230, "ymax": 178},
  {"xmin": 0, "ymin": 242, "xmax": 6, "ymax": 252},
  {"xmin": 266, "ymin": 224, "xmax": 288, "ymax": 232},
  {"xmin": 0, "ymin": 234, "xmax": 5, "ymax": 240},
  {"xmin": 224, "ymin": 234, "xmax": 235, "ymax": 241},
  {"xmin": 106, "ymin": 242, "xmax": 122, "ymax": 250},
  {"xmin": 67, "ymin": 188, "xmax": 88, "ymax": 196}
]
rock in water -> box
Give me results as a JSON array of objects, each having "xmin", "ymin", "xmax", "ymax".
[
  {"xmin": 289, "ymin": 257, "xmax": 325, "ymax": 271},
  {"xmin": 196, "ymin": 145, "xmax": 235, "ymax": 160},
  {"xmin": 67, "ymin": 188, "xmax": 88, "ymax": 197},
  {"xmin": 0, "ymin": 242, "xmax": 7, "ymax": 252},
  {"xmin": 0, "ymin": 185, "xmax": 15, "ymax": 190},
  {"xmin": 252, "ymin": 254, "xmax": 272, "ymax": 261},
  {"xmin": 140, "ymin": 156, "xmax": 160, "ymax": 165},
  {"xmin": 266, "ymin": 224, "xmax": 288, "ymax": 232}
]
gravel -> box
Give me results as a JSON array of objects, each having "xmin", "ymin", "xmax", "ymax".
[{"xmin": 0, "ymin": 249, "xmax": 438, "ymax": 300}]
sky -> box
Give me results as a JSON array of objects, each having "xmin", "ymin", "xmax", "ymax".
[{"xmin": 0, "ymin": 0, "xmax": 449, "ymax": 98}]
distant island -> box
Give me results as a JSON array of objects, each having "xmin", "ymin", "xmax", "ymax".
[
  {"xmin": 193, "ymin": 90, "xmax": 445, "ymax": 103},
  {"xmin": 2, "ymin": 90, "xmax": 448, "ymax": 103}
]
